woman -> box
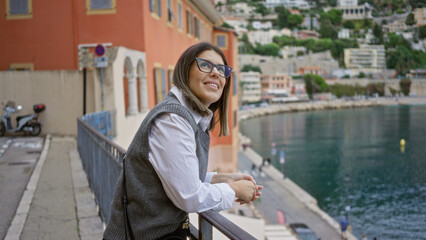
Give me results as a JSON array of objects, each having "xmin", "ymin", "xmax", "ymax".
[{"xmin": 103, "ymin": 42, "xmax": 262, "ymax": 240}]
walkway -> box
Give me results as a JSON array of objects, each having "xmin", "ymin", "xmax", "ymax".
[
  {"xmin": 239, "ymin": 148, "xmax": 357, "ymax": 240},
  {"xmin": 5, "ymin": 135, "xmax": 103, "ymax": 240}
]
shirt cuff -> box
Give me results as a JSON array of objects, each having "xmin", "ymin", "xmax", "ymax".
[
  {"xmin": 205, "ymin": 172, "xmax": 217, "ymax": 183},
  {"xmin": 216, "ymin": 183, "xmax": 236, "ymax": 209}
]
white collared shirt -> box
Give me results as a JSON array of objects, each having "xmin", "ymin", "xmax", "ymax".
[{"xmin": 148, "ymin": 87, "xmax": 235, "ymax": 213}]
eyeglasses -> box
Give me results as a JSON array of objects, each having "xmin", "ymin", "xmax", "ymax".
[{"xmin": 194, "ymin": 58, "xmax": 232, "ymax": 78}]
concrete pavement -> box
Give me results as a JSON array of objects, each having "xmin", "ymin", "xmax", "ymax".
[{"xmin": 5, "ymin": 135, "xmax": 103, "ymax": 240}]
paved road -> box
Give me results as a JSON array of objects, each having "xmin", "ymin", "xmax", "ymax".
[
  {"xmin": 0, "ymin": 136, "xmax": 43, "ymax": 240},
  {"xmin": 238, "ymin": 151, "xmax": 342, "ymax": 240}
]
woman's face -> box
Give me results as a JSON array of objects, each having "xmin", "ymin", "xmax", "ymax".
[{"xmin": 189, "ymin": 50, "xmax": 227, "ymax": 107}]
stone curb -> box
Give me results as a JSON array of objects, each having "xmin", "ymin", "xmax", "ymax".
[
  {"xmin": 4, "ymin": 134, "xmax": 51, "ymax": 240},
  {"xmin": 70, "ymin": 149, "xmax": 104, "ymax": 240}
]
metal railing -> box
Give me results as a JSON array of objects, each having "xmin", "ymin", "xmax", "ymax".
[
  {"xmin": 81, "ymin": 111, "xmax": 112, "ymax": 138},
  {"xmin": 77, "ymin": 118, "xmax": 256, "ymax": 240}
]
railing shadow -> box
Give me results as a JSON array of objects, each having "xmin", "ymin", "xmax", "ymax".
[{"xmin": 77, "ymin": 118, "xmax": 256, "ymax": 240}]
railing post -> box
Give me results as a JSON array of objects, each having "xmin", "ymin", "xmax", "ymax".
[{"xmin": 199, "ymin": 215, "xmax": 212, "ymax": 240}]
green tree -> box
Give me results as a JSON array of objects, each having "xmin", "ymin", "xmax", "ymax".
[
  {"xmin": 386, "ymin": 32, "xmax": 411, "ymax": 49},
  {"xmin": 406, "ymin": 13, "xmax": 416, "ymax": 26},
  {"xmin": 275, "ymin": 6, "xmax": 291, "ymax": 29},
  {"xmin": 343, "ymin": 20, "xmax": 355, "ymax": 29},
  {"xmin": 254, "ymin": 3, "xmax": 270, "ymax": 16},
  {"xmin": 419, "ymin": 26, "xmax": 426, "ymax": 39},
  {"xmin": 288, "ymin": 14, "xmax": 304, "ymax": 29},
  {"xmin": 221, "ymin": 22, "xmax": 234, "ymax": 29},
  {"xmin": 373, "ymin": 24, "xmax": 384, "ymax": 43},
  {"xmin": 326, "ymin": 9, "xmax": 343, "ymax": 25},
  {"xmin": 241, "ymin": 64, "xmax": 262, "ymax": 73},
  {"xmin": 303, "ymin": 74, "xmax": 329, "ymax": 99},
  {"xmin": 239, "ymin": 33, "xmax": 254, "ymax": 54},
  {"xmin": 319, "ymin": 19, "xmax": 338, "ymax": 39},
  {"xmin": 387, "ymin": 45, "xmax": 415, "ymax": 75},
  {"xmin": 399, "ymin": 78, "xmax": 412, "ymax": 96},
  {"xmin": 254, "ymin": 43, "xmax": 281, "ymax": 56}
]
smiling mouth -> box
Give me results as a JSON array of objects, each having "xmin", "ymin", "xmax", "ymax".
[{"xmin": 205, "ymin": 83, "xmax": 219, "ymax": 89}]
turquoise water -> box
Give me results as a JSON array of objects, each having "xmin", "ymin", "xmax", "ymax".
[{"xmin": 240, "ymin": 105, "xmax": 426, "ymax": 239}]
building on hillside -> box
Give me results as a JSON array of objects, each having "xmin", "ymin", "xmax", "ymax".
[
  {"xmin": 407, "ymin": 69, "xmax": 426, "ymax": 79},
  {"xmin": 280, "ymin": 46, "xmax": 307, "ymax": 59},
  {"xmin": 344, "ymin": 44, "xmax": 386, "ymax": 72},
  {"xmin": 297, "ymin": 66, "xmax": 326, "ymax": 76},
  {"xmin": 240, "ymin": 71, "xmax": 262, "ymax": 104},
  {"xmin": 260, "ymin": 73, "xmax": 292, "ymax": 103},
  {"xmin": 302, "ymin": 16, "xmax": 319, "ymax": 30},
  {"xmin": 338, "ymin": 28, "xmax": 351, "ymax": 39},
  {"xmin": 414, "ymin": 8, "xmax": 426, "ymax": 27},
  {"xmin": 1, "ymin": 0, "xmax": 240, "ymax": 172},
  {"xmin": 293, "ymin": 30, "xmax": 319, "ymax": 40},
  {"xmin": 247, "ymin": 28, "xmax": 291, "ymax": 45},
  {"xmin": 326, "ymin": 3, "xmax": 373, "ymax": 20},
  {"xmin": 239, "ymin": 51, "xmax": 339, "ymax": 76},
  {"xmin": 382, "ymin": 20, "xmax": 409, "ymax": 33},
  {"xmin": 223, "ymin": 16, "xmax": 248, "ymax": 36},
  {"xmin": 289, "ymin": 9, "xmax": 301, "ymax": 15},
  {"xmin": 338, "ymin": 0, "xmax": 358, "ymax": 6},
  {"xmin": 252, "ymin": 21, "xmax": 273, "ymax": 30},
  {"xmin": 264, "ymin": 0, "xmax": 310, "ymax": 9}
]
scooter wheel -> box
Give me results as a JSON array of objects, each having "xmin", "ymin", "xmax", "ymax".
[
  {"xmin": 29, "ymin": 122, "xmax": 41, "ymax": 136},
  {"xmin": 0, "ymin": 122, "xmax": 5, "ymax": 136}
]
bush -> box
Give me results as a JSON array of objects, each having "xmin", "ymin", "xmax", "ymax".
[
  {"xmin": 399, "ymin": 78, "xmax": 412, "ymax": 96},
  {"xmin": 241, "ymin": 64, "xmax": 262, "ymax": 73},
  {"xmin": 303, "ymin": 74, "xmax": 329, "ymax": 99},
  {"xmin": 329, "ymin": 84, "xmax": 367, "ymax": 98}
]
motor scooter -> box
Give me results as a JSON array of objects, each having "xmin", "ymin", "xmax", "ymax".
[{"xmin": 0, "ymin": 101, "xmax": 46, "ymax": 136}]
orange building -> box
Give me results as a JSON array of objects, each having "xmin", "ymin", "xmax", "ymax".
[{"xmin": 0, "ymin": 0, "xmax": 240, "ymax": 172}]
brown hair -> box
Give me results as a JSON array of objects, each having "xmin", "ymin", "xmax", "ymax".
[{"xmin": 173, "ymin": 42, "xmax": 231, "ymax": 136}]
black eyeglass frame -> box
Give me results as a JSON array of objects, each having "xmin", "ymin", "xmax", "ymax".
[{"xmin": 194, "ymin": 57, "xmax": 233, "ymax": 78}]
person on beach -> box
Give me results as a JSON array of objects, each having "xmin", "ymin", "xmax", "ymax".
[
  {"xmin": 103, "ymin": 42, "xmax": 262, "ymax": 240},
  {"xmin": 340, "ymin": 216, "xmax": 349, "ymax": 240}
]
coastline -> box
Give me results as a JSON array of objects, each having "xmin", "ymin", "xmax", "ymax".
[
  {"xmin": 235, "ymin": 97, "xmax": 426, "ymax": 239},
  {"xmin": 239, "ymin": 96, "xmax": 426, "ymax": 120},
  {"xmin": 239, "ymin": 136, "xmax": 358, "ymax": 239}
]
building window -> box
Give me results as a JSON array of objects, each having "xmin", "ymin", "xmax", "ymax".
[
  {"xmin": 232, "ymin": 73, "xmax": 237, "ymax": 96},
  {"xmin": 178, "ymin": 3, "xmax": 182, "ymax": 29},
  {"xmin": 194, "ymin": 17, "xmax": 200, "ymax": 39},
  {"xmin": 123, "ymin": 65, "xmax": 130, "ymax": 116},
  {"xmin": 187, "ymin": 10, "xmax": 193, "ymax": 35},
  {"xmin": 215, "ymin": 34, "xmax": 228, "ymax": 50},
  {"xmin": 161, "ymin": 68, "xmax": 167, "ymax": 99},
  {"xmin": 167, "ymin": 0, "xmax": 173, "ymax": 23},
  {"xmin": 168, "ymin": 69, "xmax": 174, "ymax": 90},
  {"xmin": 233, "ymin": 110, "xmax": 237, "ymax": 128},
  {"xmin": 86, "ymin": 0, "xmax": 116, "ymax": 15},
  {"xmin": 150, "ymin": 0, "xmax": 162, "ymax": 17},
  {"xmin": 154, "ymin": 68, "xmax": 162, "ymax": 104},
  {"xmin": 91, "ymin": 0, "xmax": 111, "ymax": 9},
  {"xmin": 6, "ymin": 0, "xmax": 32, "ymax": 20},
  {"xmin": 9, "ymin": 63, "xmax": 34, "ymax": 71},
  {"xmin": 200, "ymin": 22, "xmax": 204, "ymax": 41},
  {"xmin": 154, "ymin": 67, "xmax": 167, "ymax": 104}
]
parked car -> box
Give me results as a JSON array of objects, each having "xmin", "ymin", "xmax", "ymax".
[{"xmin": 289, "ymin": 223, "xmax": 319, "ymax": 240}]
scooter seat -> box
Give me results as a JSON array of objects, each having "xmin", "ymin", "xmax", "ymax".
[{"xmin": 16, "ymin": 114, "xmax": 32, "ymax": 123}]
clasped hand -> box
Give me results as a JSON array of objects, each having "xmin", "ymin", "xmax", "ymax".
[{"xmin": 212, "ymin": 173, "xmax": 263, "ymax": 204}]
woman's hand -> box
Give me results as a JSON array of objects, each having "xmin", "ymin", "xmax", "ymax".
[
  {"xmin": 227, "ymin": 180, "xmax": 258, "ymax": 202},
  {"xmin": 236, "ymin": 185, "xmax": 263, "ymax": 205},
  {"xmin": 211, "ymin": 173, "xmax": 256, "ymax": 185},
  {"xmin": 213, "ymin": 172, "xmax": 262, "ymax": 204}
]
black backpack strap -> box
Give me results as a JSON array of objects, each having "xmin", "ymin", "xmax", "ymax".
[{"xmin": 121, "ymin": 154, "xmax": 135, "ymax": 240}]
